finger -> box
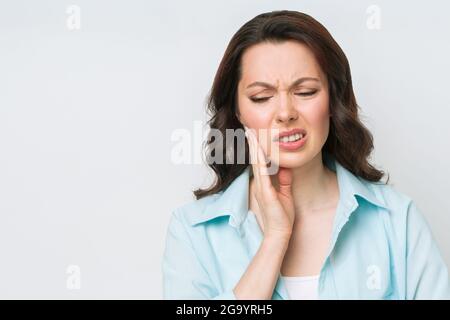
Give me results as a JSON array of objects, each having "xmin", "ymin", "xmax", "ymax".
[
  {"xmin": 277, "ymin": 167, "xmax": 293, "ymax": 198},
  {"xmin": 249, "ymin": 128, "xmax": 269, "ymax": 174},
  {"xmin": 245, "ymin": 127, "xmax": 261, "ymax": 192},
  {"xmin": 247, "ymin": 128, "xmax": 274, "ymax": 194},
  {"xmin": 251, "ymin": 130, "xmax": 274, "ymax": 192}
]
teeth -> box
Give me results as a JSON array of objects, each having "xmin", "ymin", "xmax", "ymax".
[{"xmin": 279, "ymin": 133, "xmax": 303, "ymax": 142}]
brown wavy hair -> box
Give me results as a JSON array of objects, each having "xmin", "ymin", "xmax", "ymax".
[{"xmin": 193, "ymin": 10, "xmax": 389, "ymax": 200}]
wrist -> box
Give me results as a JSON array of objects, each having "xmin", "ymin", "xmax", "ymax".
[{"xmin": 264, "ymin": 230, "xmax": 292, "ymax": 243}]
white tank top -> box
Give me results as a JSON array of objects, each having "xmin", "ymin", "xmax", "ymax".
[{"xmin": 281, "ymin": 274, "xmax": 320, "ymax": 300}]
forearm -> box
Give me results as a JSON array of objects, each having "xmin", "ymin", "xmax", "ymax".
[{"xmin": 233, "ymin": 234, "xmax": 291, "ymax": 299}]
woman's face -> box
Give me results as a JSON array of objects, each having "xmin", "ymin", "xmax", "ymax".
[{"xmin": 237, "ymin": 40, "xmax": 330, "ymax": 169}]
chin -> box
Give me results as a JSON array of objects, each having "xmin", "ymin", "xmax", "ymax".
[{"xmin": 270, "ymin": 153, "xmax": 309, "ymax": 169}]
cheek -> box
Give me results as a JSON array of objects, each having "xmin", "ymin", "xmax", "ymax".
[
  {"xmin": 238, "ymin": 99, "xmax": 273, "ymax": 129},
  {"xmin": 304, "ymin": 94, "xmax": 330, "ymax": 135},
  {"xmin": 305, "ymin": 106, "xmax": 329, "ymax": 129},
  {"xmin": 238, "ymin": 102, "xmax": 274, "ymax": 157}
]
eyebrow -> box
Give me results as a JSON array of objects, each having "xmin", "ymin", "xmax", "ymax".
[{"xmin": 246, "ymin": 77, "xmax": 320, "ymax": 90}]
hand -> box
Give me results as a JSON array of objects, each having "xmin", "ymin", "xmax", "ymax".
[{"xmin": 245, "ymin": 126, "xmax": 295, "ymax": 240}]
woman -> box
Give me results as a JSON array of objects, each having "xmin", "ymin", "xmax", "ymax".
[{"xmin": 162, "ymin": 10, "xmax": 450, "ymax": 299}]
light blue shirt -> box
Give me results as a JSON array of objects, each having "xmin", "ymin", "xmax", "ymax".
[{"xmin": 162, "ymin": 154, "xmax": 450, "ymax": 299}]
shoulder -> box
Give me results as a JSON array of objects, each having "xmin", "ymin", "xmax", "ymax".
[
  {"xmin": 371, "ymin": 181, "xmax": 413, "ymax": 211},
  {"xmin": 364, "ymin": 180, "xmax": 427, "ymax": 231},
  {"xmin": 170, "ymin": 192, "xmax": 223, "ymax": 227}
]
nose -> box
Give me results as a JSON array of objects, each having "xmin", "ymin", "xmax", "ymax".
[{"xmin": 275, "ymin": 95, "xmax": 298, "ymax": 124}]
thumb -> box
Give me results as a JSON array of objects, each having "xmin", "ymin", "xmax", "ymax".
[{"xmin": 277, "ymin": 167, "xmax": 293, "ymax": 198}]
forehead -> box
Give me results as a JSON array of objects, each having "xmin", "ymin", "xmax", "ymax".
[{"xmin": 239, "ymin": 40, "xmax": 324, "ymax": 86}]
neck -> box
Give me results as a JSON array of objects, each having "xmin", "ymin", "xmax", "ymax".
[{"xmin": 270, "ymin": 152, "xmax": 338, "ymax": 215}]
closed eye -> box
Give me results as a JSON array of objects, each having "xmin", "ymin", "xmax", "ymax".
[
  {"xmin": 250, "ymin": 97, "xmax": 272, "ymax": 103},
  {"xmin": 295, "ymin": 90, "xmax": 317, "ymax": 97},
  {"xmin": 250, "ymin": 90, "xmax": 317, "ymax": 103}
]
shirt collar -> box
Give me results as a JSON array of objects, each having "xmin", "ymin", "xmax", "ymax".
[{"xmin": 188, "ymin": 153, "xmax": 390, "ymax": 227}]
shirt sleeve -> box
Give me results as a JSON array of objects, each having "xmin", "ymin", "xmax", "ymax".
[
  {"xmin": 405, "ymin": 200, "xmax": 450, "ymax": 299},
  {"xmin": 162, "ymin": 210, "xmax": 237, "ymax": 300}
]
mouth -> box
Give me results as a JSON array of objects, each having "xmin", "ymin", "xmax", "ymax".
[
  {"xmin": 273, "ymin": 128, "xmax": 308, "ymax": 151},
  {"xmin": 273, "ymin": 128, "xmax": 307, "ymax": 142}
]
